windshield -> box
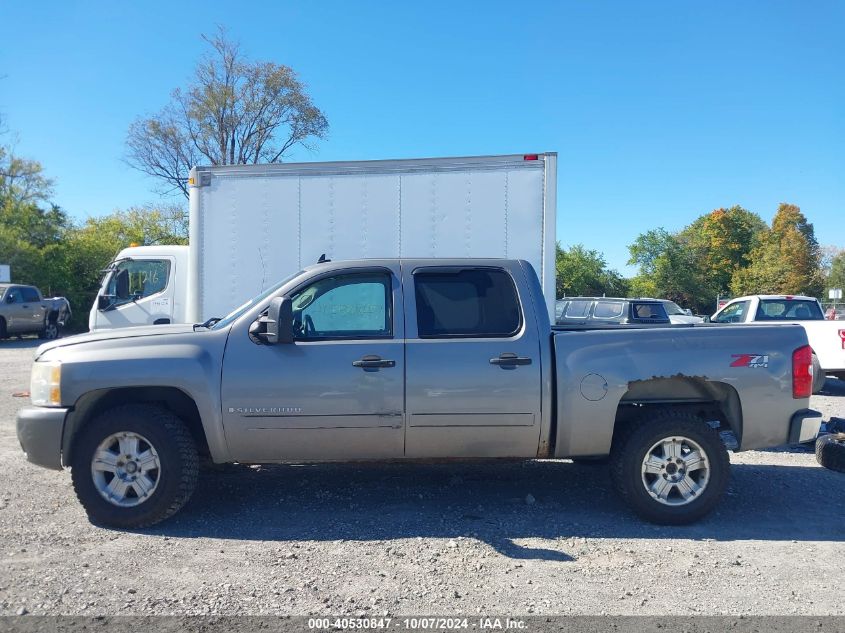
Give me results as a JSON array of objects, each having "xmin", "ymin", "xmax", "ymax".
[
  {"xmin": 755, "ymin": 299, "xmax": 824, "ymax": 321},
  {"xmin": 663, "ymin": 301, "xmax": 686, "ymax": 315},
  {"xmin": 210, "ymin": 270, "xmax": 304, "ymax": 330}
]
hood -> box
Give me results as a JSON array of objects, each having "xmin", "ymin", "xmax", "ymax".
[
  {"xmin": 668, "ymin": 315, "xmax": 706, "ymax": 324},
  {"xmin": 35, "ymin": 324, "xmax": 202, "ymax": 358}
]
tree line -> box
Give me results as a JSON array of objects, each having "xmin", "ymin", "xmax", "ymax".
[{"xmin": 558, "ymin": 204, "xmax": 845, "ymax": 315}]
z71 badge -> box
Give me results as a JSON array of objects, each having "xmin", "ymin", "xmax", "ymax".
[{"xmin": 731, "ymin": 354, "xmax": 769, "ymax": 368}]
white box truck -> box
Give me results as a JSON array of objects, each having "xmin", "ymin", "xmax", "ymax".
[{"xmin": 89, "ymin": 153, "xmax": 557, "ymax": 330}]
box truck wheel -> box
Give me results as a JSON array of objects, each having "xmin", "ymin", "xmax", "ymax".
[
  {"xmin": 70, "ymin": 404, "xmax": 198, "ymax": 528},
  {"xmin": 610, "ymin": 409, "xmax": 730, "ymax": 525}
]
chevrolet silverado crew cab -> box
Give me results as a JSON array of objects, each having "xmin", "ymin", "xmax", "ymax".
[
  {"xmin": 17, "ymin": 259, "xmax": 821, "ymax": 528},
  {"xmin": 0, "ymin": 284, "xmax": 71, "ymax": 340},
  {"xmin": 711, "ymin": 294, "xmax": 845, "ymax": 390}
]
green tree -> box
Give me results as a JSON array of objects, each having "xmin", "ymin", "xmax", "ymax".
[
  {"xmin": 126, "ymin": 28, "xmax": 328, "ymax": 197},
  {"xmin": 627, "ymin": 228, "xmax": 709, "ymax": 312},
  {"xmin": 679, "ymin": 206, "xmax": 766, "ymax": 296},
  {"xmin": 826, "ymin": 250, "xmax": 845, "ymax": 294},
  {"xmin": 556, "ymin": 243, "xmax": 628, "ymax": 298},
  {"xmin": 731, "ymin": 203, "xmax": 823, "ymax": 297}
]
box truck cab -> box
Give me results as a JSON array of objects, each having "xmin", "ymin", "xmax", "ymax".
[
  {"xmin": 88, "ymin": 154, "xmax": 557, "ymax": 330},
  {"xmin": 89, "ymin": 245, "xmax": 189, "ymax": 330}
]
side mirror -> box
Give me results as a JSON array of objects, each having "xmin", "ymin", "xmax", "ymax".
[
  {"xmin": 98, "ymin": 295, "xmax": 112, "ymax": 311},
  {"xmin": 255, "ymin": 296, "xmax": 293, "ymax": 344},
  {"xmin": 703, "ymin": 315, "xmax": 712, "ymax": 323},
  {"xmin": 5, "ymin": 294, "xmax": 14, "ymax": 304}
]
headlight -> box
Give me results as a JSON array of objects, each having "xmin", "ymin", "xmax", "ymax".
[{"xmin": 31, "ymin": 361, "xmax": 62, "ymax": 407}]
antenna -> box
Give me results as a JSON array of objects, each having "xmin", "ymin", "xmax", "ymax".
[{"xmin": 317, "ymin": 253, "xmax": 331, "ymax": 263}]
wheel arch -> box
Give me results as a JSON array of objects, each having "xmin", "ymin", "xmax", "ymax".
[
  {"xmin": 614, "ymin": 377, "xmax": 743, "ymax": 449},
  {"xmin": 63, "ymin": 387, "xmax": 211, "ymax": 467}
]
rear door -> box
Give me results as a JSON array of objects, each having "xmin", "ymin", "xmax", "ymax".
[
  {"xmin": 19, "ymin": 287, "xmax": 45, "ymax": 332},
  {"xmin": 403, "ymin": 263, "xmax": 543, "ymax": 458}
]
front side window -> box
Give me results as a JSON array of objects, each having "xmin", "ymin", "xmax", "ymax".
[
  {"xmin": 6, "ymin": 287, "xmax": 23, "ymax": 304},
  {"xmin": 107, "ymin": 259, "xmax": 171, "ymax": 304},
  {"xmin": 414, "ymin": 268, "xmax": 521, "ymax": 338},
  {"xmin": 291, "ymin": 272, "xmax": 391, "ymax": 339},
  {"xmin": 713, "ymin": 301, "xmax": 749, "ymax": 323},
  {"xmin": 632, "ymin": 302, "xmax": 668, "ymax": 319}
]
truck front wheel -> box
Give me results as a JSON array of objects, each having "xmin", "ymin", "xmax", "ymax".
[
  {"xmin": 610, "ymin": 410, "xmax": 730, "ymax": 525},
  {"xmin": 70, "ymin": 404, "xmax": 199, "ymax": 528}
]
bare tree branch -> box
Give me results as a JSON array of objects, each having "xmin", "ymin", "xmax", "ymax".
[{"xmin": 126, "ymin": 26, "xmax": 328, "ymax": 197}]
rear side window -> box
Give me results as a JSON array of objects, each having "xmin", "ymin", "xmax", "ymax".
[
  {"xmin": 593, "ymin": 301, "xmax": 624, "ymax": 319},
  {"xmin": 756, "ymin": 300, "xmax": 824, "ymax": 321},
  {"xmin": 414, "ymin": 268, "xmax": 521, "ymax": 338},
  {"xmin": 21, "ymin": 287, "xmax": 40, "ymax": 302},
  {"xmin": 564, "ymin": 300, "xmax": 592, "ymax": 319}
]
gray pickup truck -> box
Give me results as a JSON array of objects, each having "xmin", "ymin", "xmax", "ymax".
[
  {"xmin": 17, "ymin": 259, "xmax": 821, "ymax": 528},
  {"xmin": 0, "ymin": 284, "xmax": 71, "ymax": 340}
]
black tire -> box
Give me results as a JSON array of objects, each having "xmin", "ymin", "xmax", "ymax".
[
  {"xmin": 815, "ymin": 433, "xmax": 845, "ymax": 474},
  {"xmin": 811, "ymin": 353, "xmax": 825, "ymax": 394},
  {"xmin": 70, "ymin": 404, "xmax": 199, "ymax": 528},
  {"xmin": 610, "ymin": 409, "xmax": 730, "ymax": 525},
  {"xmin": 37, "ymin": 318, "xmax": 59, "ymax": 340},
  {"xmin": 0, "ymin": 317, "xmax": 6, "ymax": 339}
]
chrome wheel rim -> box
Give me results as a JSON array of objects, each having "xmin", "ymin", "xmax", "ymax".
[
  {"xmin": 91, "ymin": 432, "xmax": 161, "ymax": 507},
  {"xmin": 641, "ymin": 435, "xmax": 710, "ymax": 506},
  {"xmin": 45, "ymin": 323, "xmax": 58, "ymax": 339}
]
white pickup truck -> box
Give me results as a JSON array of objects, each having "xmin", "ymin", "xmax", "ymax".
[{"xmin": 711, "ymin": 294, "xmax": 845, "ymax": 389}]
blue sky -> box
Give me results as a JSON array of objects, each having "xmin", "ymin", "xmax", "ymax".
[{"xmin": 1, "ymin": 1, "xmax": 842, "ymax": 273}]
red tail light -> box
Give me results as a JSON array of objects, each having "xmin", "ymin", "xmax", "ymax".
[
  {"xmin": 523, "ymin": 154, "xmax": 539, "ymax": 161},
  {"xmin": 792, "ymin": 345, "xmax": 813, "ymax": 398}
]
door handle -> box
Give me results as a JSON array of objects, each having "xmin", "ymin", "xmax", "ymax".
[
  {"xmin": 352, "ymin": 355, "xmax": 396, "ymax": 369},
  {"xmin": 490, "ymin": 353, "xmax": 532, "ymax": 367}
]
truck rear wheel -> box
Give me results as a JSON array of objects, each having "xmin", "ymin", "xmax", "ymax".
[
  {"xmin": 70, "ymin": 404, "xmax": 199, "ymax": 528},
  {"xmin": 38, "ymin": 317, "xmax": 59, "ymax": 340},
  {"xmin": 610, "ymin": 410, "xmax": 730, "ymax": 524}
]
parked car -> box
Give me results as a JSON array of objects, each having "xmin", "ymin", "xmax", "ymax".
[
  {"xmin": 555, "ymin": 297, "xmax": 671, "ymax": 325},
  {"xmin": 17, "ymin": 258, "xmax": 819, "ymax": 528},
  {"xmin": 710, "ymin": 294, "xmax": 844, "ymax": 391},
  {"xmin": 0, "ymin": 284, "xmax": 71, "ymax": 340},
  {"xmin": 651, "ymin": 299, "xmax": 705, "ymax": 324}
]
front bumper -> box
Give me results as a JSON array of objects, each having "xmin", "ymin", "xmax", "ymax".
[
  {"xmin": 788, "ymin": 408, "xmax": 823, "ymax": 444},
  {"xmin": 16, "ymin": 406, "xmax": 69, "ymax": 470}
]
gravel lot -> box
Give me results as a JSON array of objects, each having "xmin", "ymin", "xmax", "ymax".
[{"xmin": 1, "ymin": 337, "xmax": 843, "ymax": 617}]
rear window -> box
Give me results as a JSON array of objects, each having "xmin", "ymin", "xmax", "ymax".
[
  {"xmin": 593, "ymin": 301, "xmax": 624, "ymax": 319},
  {"xmin": 414, "ymin": 268, "xmax": 521, "ymax": 338},
  {"xmin": 21, "ymin": 287, "xmax": 40, "ymax": 302},
  {"xmin": 756, "ymin": 300, "xmax": 824, "ymax": 321}
]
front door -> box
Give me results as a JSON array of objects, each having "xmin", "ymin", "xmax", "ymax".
[
  {"xmin": 96, "ymin": 258, "xmax": 175, "ymax": 328},
  {"xmin": 221, "ymin": 265, "xmax": 405, "ymax": 462},
  {"xmin": 5, "ymin": 288, "xmax": 30, "ymax": 333},
  {"xmin": 403, "ymin": 265, "xmax": 543, "ymax": 458}
]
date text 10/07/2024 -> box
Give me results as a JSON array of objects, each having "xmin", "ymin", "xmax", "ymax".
[{"xmin": 307, "ymin": 617, "xmax": 527, "ymax": 630}]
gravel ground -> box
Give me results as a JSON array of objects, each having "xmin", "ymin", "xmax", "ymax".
[{"xmin": 1, "ymin": 337, "xmax": 844, "ymax": 617}]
